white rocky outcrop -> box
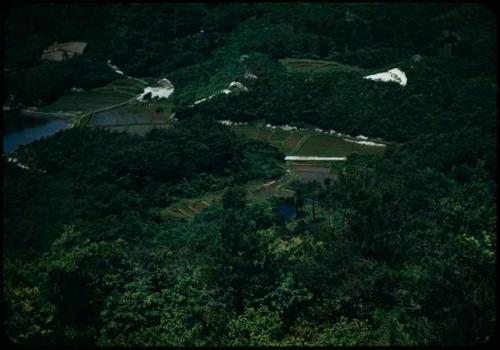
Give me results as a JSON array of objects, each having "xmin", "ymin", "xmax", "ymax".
[
  {"xmin": 137, "ymin": 78, "xmax": 174, "ymax": 102},
  {"xmin": 363, "ymin": 68, "xmax": 407, "ymax": 86},
  {"xmin": 344, "ymin": 138, "xmax": 386, "ymax": 147}
]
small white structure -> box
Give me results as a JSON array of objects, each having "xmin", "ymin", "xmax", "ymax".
[
  {"xmin": 285, "ymin": 156, "xmax": 347, "ymax": 161},
  {"xmin": 363, "ymin": 68, "xmax": 407, "ymax": 86}
]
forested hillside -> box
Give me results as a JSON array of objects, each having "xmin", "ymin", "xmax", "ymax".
[{"xmin": 3, "ymin": 3, "xmax": 497, "ymax": 346}]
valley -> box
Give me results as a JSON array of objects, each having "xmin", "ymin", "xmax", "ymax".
[{"xmin": 2, "ymin": 3, "xmax": 496, "ymax": 347}]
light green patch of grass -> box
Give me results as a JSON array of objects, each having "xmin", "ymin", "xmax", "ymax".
[
  {"xmin": 269, "ymin": 129, "xmax": 290, "ymax": 142},
  {"xmin": 42, "ymin": 91, "xmax": 131, "ymax": 113},
  {"xmin": 257, "ymin": 128, "xmax": 273, "ymax": 141},
  {"xmin": 233, "ymin": 126, "xmax": 259, "ymax": 139},
  {"xmin": 280, "ymin": 58, "xmax": 367, "ymax": 75}
]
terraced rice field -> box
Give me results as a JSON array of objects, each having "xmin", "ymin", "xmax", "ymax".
[
  {"xmin": 91, "ymin": 102, "xmax": 172, "ymax": 135},
  {"xmin": 161, "ymin": 196, "xmax": 220, "ymax": 220},
  {"xmin": 231, "ymin": 125, "xmax": 384, "ymax": 157}
]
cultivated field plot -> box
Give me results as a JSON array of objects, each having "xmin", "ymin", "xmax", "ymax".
[
  {"xmin": 288, "ymin": 161, "xmax": 337, "ymax": 183},
  {"xmin": 293, "ymin": 135, "xmax": 385, "ymax": 157},
  {"xmin": 91, "ymin": 103, "xmax": 172, "ymax": 135},
  {"xmin": 161, "ymin": 195, "xmax": 220, "ymax": 220},
  {"xmin": 232, "ymin": 126, "xmax": 259, "ymax": 139},
  {"xmin": 268, "ymin": 129, "xmax": 290, "ymax": 142},
  {"xmin": 41, "ymin": 78, "xmax": 147, "ymax": 114},
  {"xmin": 280, "ymin": 58, "xmax": 367, "ymax": 76},
  {"xmin": 232, "ymin": 125, "xmax": 385, "ymax": 157},
  {"xmin": 256, "ymin": 128, "xmax": 273, "ymax": 141},
  {"xmin": 232, "ymin": 126, "xmax": 308, "ymax": 154},
  {"xmin": 91, "ymin": 103, "xmax": 171, "ymax": 126}
]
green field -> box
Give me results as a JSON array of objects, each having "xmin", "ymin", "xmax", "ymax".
[
  {"xmin": 91, "ymin": 102, "xmax": 172, "ymax": 135},
  {"xmin": 41, "ymin": 78, "xmax": 147, "ymax": 114},
  {"xmin": 233, "ymin": 126, "xmax": 306, "ymax": 153},
  {"xmin": 280, "ymin": 58, "xmax": 368, "ymax": 76},
  {"xmin": 292, "ymin": 135, "xmax": 385, "ymax": 157}
]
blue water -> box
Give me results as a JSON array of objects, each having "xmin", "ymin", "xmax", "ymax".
[
  {"xmin": 3, "ymin": 112, "xmax": 68, "ymax": 154},
  {"xmin": 278, "ymin": 203, "xmax": 296, "ymax": 223}
]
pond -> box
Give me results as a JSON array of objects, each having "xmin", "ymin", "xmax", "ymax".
[
  {"xmin": 2, "ymin": 112, "xmax": 68, "ymax": 154},
  {"xmin": 277, "ymin": 202, "xmax": 296, "ymax": 223}
]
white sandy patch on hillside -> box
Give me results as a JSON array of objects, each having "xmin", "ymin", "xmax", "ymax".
[
  {"xmin": 194, "ymin": 97, "xmax": 208, "ymax": 105},
  {"xmin": 107, "ymin": 60, "xmax": 148, "ymax": 84},
  {"xmin": 265, "ymin": 124, "xmax": 298, "ymax": 131},
  {"xmin": 191, "ymin": 81, "xmax": 248, "ymax": 106},
  {"xmin": 218, "ymin": 120, "xmax": 247, "ymax": 126},
  {"xmin": 344, "ymin": 138, "xmax": 386, "ymax": 147},
  {"xmin": 262, "ymin": 180, "xmax": 277, "ymax": 187},
  {"xmin": 363, "ymin": 68, "xmax": 407, "ymax": 86},
  {"xmin": 137, "ymin": 79, "xmax": 174, "ymax": 101},
  {"xmin": 229, "ymin": 81, "xmax": 249, "ymax": 91},
  {"xmin": 6, "ymin": 157, "xmax": 47, "ymax": 173},
  {"xmin": 6, "ymin": 157, "xmax": 30, "ymax": 170}
]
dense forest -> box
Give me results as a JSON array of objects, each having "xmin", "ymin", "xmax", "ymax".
[{"xmin": 3, "ymin": 2, "xmax": 497, "ymax": 346}]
